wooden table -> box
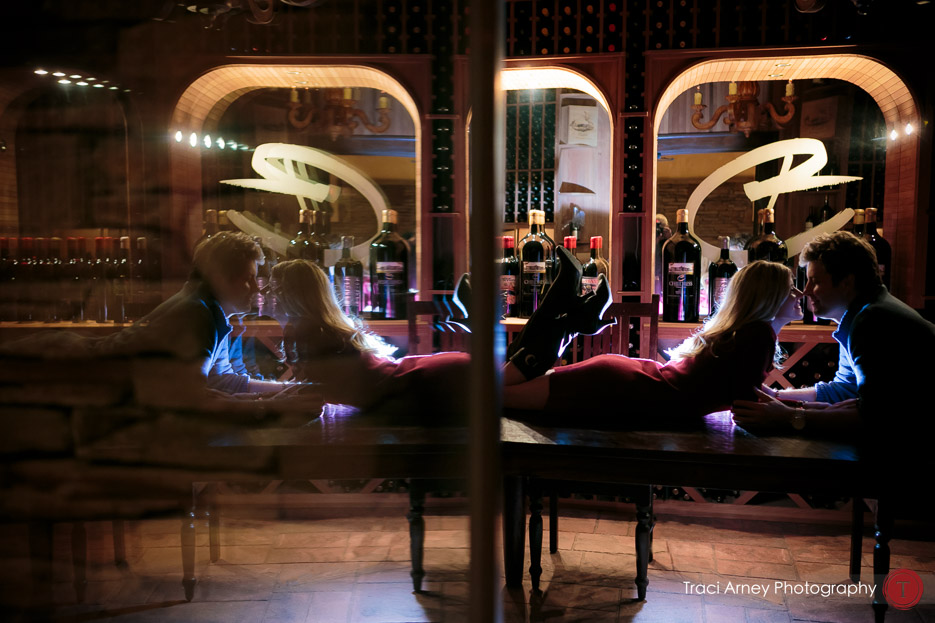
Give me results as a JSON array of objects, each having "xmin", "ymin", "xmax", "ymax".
[{"xmin": 499, "ymin": 411, "xmax": 896, "ymax": 621}]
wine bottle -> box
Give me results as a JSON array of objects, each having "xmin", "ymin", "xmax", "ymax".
[
  {"xmin": 852, "ymin": 208, "xmax": 865, "ymax": 237},
  {"xmin": 818, "ymin": 195, "xmax": 834, "ymax": 223},
  {"xmin": 369, "ymin": 208, "xmax": 410, "ymax": 319},
  {"xmin": 48, "ymin": 237, "xmax": 65, "ymax": 322},
  {"xmin": 518, "ymin": 209, "xmax": 550, "ymax": 317},
  {"xmin": 662, "ymin": 209, "xmax": 702, "ymax": 323},
  {"xmin": 535, "ymin": 211, "xmax": 556, "ymax": 282},
  {"xmin": 288, "ymin": 209, "xmax": 314, "ymax": 261},
  {"xmin": 745, "ymin": 207, "xmax": 787, "ymax": 263},
  {"xmin": 113, "ymin": 237, "xmax": 130, "ymax": 323},
  {"xmin": 92, "ymin": 237, "xmax": 112, "ymax": 323},
  {"xmin": 708, "ymin": 236, "xmax": 737, "ymax": 316},
  {"xmin": 309, "ymin": 210, "xmax": 330, "ymax": 269},
  {"xmin": 498, "ymin": 235, "xmax": 519, "ymax": 318},
  {"xmin": 864, "ymin": 207, "xmax": 891, "ymax": 288},
  {"xmin": 34, "ymin": 237, "xmax": 55, "ymax": 322},
  {"xmin": 581, "ymin": 235, "xmax": 609, "ymax": 295},
  {"xmin": 334, "ymin": 235, "xmax": 363, "ymax": 317}
]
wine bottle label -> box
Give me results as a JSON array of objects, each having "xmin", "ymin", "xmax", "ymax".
[
  {"xmin": 376, "ymin": 261, "xmax": 404, "ymax": 273},
  {"xmin": 668, "ymin": 262, "xmax": 694, "ymax": 275},
  {"xmin": 712, "ymin": 277, "xmax": 731, "ymax": 307},
  {"xmin": 523, "ymin": 261, "xmax": 546, "ymax": 274},
  {"xmin": 342, "ymin": 276, "xmax": 361, "ymax": 308},
  {"xmin": 581, "ymin": 276, "xmax": 600, "ymax": 295},
  {"xmin": 500, "ymin": 275, "xmax": 517, "ymax": 304},
  {"xmin": 376, "ymin": 261, "xmax": 405, "ymax": 286}
]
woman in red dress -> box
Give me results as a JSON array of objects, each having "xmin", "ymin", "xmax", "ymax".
[{"xmin": 502, "ymin": 256, "xmax": 803, "ymax": 422}]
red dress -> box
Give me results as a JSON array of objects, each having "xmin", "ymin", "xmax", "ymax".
[
  {"xmin": 283, "ymin": 318, "xmax": 470, "ymax": 420},
  {"xmin": 543, "ymin": 321, "xmax": 776, "ymax": 421}
]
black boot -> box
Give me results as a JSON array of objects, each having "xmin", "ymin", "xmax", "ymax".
[
  {"xmin": 566, "ymin": 274, "xmax": 615, "ymax": 336},
  {"xmin": 451, "ymin": 273, "xmax": 471, "ymax": 324},
  {"xmin": 507, "ymin": 247, "xmax": 582, "ymax": 379}
]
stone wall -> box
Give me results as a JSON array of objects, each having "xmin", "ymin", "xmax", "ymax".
[{"xmin": 656, "ymin": 181, "xmax": 753, "ymax": 248}]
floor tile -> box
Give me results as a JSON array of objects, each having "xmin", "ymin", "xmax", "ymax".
[{"xmin": 349, "ymin": 582, "xmax": 442, "ymax": 622}]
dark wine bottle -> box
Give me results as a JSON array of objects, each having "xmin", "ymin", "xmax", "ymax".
[
  {"xmin": 369, "ymin": 208, "xmax": 409, "ymax": 319},
  {"xmin": 581, "ymin": 235, "xmax": 609, "ymax": 295},
  {"xmin": 0, "ymin": 238, "xmax": 13, "ymax": 321},
  {"xmin": 745, "ymin": 207, "xmax": 788, "ymax": 263},
  {"xmin": 334, "ymin": 235, "xmax": 363, "ymax": 317},
  {"xmin": 818, "ymin": 195, "xmax": 834, "ymax": 223},
  {"xmin": 309, "ymin": 210, "xmax": 330, "ymax": 269},
  {"xmin": 708, "ymin": 236, "xmax": 737, "ymax": 316},
  {"xmin": 92, "ymin": 236, "xmax": 112, "ymax": 323},
  {"xmin": 864, "ymin": 207, "xmax": 891, "ymax": 288},
  {"xmin": 112, "ymin": 237, "xmax": 130, "ymax": 323},
  {"xmin": 15, "ymin": 237, "xmax": 36, "ymax": 322},
  {"xmin": 519, "ymin": 209, "xmax": 551, "ymax": 317},
  {"xmin": 662, "ymin": 209, "xmax": 702, "ymax": 323},
  {"xmin": 34, "ymin": 237, "xmax": 55, "ymax": 322},
  {"xmin": 288, "ymin": 209, "xmax": 315, "ymax": 261},
  {"xmin": 498, "ymin": 235, "xmax": 519, "ymax": 318},
  {"xmin": 852, "ymin": 208, "xmax": 865, "ymax": 237},
  {"xmin": 48, "ymin": 237, "xmax": 65, "ymax": 322}
]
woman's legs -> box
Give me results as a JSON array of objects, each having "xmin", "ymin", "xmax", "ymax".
[{"xmin": 502, "ymin": 374, "xmax": 550, "ymax": 410}]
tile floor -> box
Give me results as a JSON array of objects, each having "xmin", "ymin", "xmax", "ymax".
[{"xmin": 1, "ymin": 503, "xmax": 934, "ymax": 622}]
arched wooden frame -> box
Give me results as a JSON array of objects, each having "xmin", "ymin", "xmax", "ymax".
[
  {"xmin": 650, "ymin": 53, "xmax": 922, "ymax": 306},
  {"xmin": 169, "ymin": 63, "xmax": 424, "ymax": 285}
]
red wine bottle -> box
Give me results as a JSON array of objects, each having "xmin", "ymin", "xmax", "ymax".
[
  {"xmin": 662, "ymin": 209, "xmax": 702, "ymax": 322},
  {"xmin": 334, "ymin": 235, "xmax": 363, "ymax": 317},
  {"xmin": 369, "ymin": 209, "xmax": 409, "ymax": 319},
  {"xmin": 288, "ymin": 209, "xmax": 315, "ymax": 261},
  {"xmin": 498, "ymin": 235, "xmax": 519, "ymax": 318},
  {"xmin": 864, "ymin": 207, "xmax": 891, "ymax": 288},
  {"xmin": 519, "ymin": 209, "xmax": 550, "ymax": 317},
  {"xmin": 852, "ymin": 208, "xmax": 865, "ymax": 237},
  {"xmin": 745, "ymin": 207, "xmax": 787, "ymax": 263},
  {"xmin": 708, "ymin": 236, "xmax": 737, "ymax": 316},
  {"xmin": 581, "ymin": 235, "xmax": 609, "ymax": 295},
  {"xmin": 309, "ymin": 210, "xmax": 330, "ymax": 269}
]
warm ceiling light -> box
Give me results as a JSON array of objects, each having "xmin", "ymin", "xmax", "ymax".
[
  {"xmin": 92, "ymin": 84, "xmax": 104, "ymax": 88},
  {"xmin": 174, "ymin": 130, "xmax": 183, "ymax": 142},
  {"xmin": 203, "ymin": 134, "xmax": 212, "ymax": 148},
  {"xmin": 69, "ymin": 74, "xmax": 81, "ymax": 79},
  {"xmin": 58, "ymin": 79, "xmax": 71, "ymax": 85},
  {"xmin": 216, "ymin": 137, "xmax": 226, "ymax": 149},
  {"xmin": 76, "ymin": 81, "xmax": 88, "ymax": 86},
  {"xmin": 286, "ymin": 71, "xmax": 301, "ymax": 75},
  {"xmin": 34, "ymin": 69, "xmax": 48, "ymax": 75},
  {"xmin": 52, "ymin": 71, "xmax": 65, "ymax": 77},
  {"xmin": 905, "ymin": 123, "xmax": 914, "ymax": 135},
  {"xmin": 86, "ymin": 77, "xmax": 96, "ymax": 82},
  {"xmin": 767, "ymin": 73, "xmax": 784, "ymax": 78},
  {"xmin": 189, "ymin": 132, "xmax": 198, "ymax": 147},
  {"xmin": 775, "ymin": 63, "xmax": 792, "ymax": 67},
  {"xmin": 890, "ymin": 128, "xmax": 899, "ymax": 141},
  {"xmin": 108, "ymin": 86, "xmax": 118, "ymax": 90}
]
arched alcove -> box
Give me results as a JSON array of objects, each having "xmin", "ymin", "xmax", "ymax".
[
  {"xmin": 652, "ymin": 54, "xmax": 922, "ymax": 305},
  {"xmin": 169, "ymin": 64, "xmax": 423, "ymax": 284}
]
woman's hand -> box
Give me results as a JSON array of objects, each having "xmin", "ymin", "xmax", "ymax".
[
  {"xmin": 731, "ymin": 398, "xmax": 796, "ymax": 432},
  {"xmin": 757, "ymin": 384, "xmax": 778, "ymax": 399}
]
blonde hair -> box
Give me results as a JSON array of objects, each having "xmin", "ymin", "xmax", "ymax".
[
  {"xmin": 669, "ymin": 260, "xmax": 792, "ymax": 364},
  {"xmin": 271, "ymin": 259, "xmax": 389, "ymax": 357}
]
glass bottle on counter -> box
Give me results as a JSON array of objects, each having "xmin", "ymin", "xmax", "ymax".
[
  {"xmin": 0, "ymin": 238, "xmax": 14, "ymax": 321},
  {"xmin": 92, "ymin": 237, "xmax": 113, "ymax": 323},
  {"xmin": 852, "ymin": 208, "xmax": 865, "ymax": 237},
  {"xmin": 581, "ymin": 235, "xmax": 609, "ymax": 296},
  {"xmin": 288, "ymin": 209, "xmax": 314, "ymax": 261},
  {"xmin": 15, "ymin": 238, "xmax": 36, "ymax": 322},
  {"xmin": 818, "ymin": 195, "xmax": 834, "ymax": 223},
  {"xmin": 519, "ymin": 209, "xmax": 551, "ymax": 317},
  {"xmin": 309, "ymin": 210, "xmax": 330, "ymax": 269},
  {"xmin": 498, "ymin": 235, "xmax": 519, "ymax": 318},
  {"xmin": 745, "ymin": 207, "xmax": 788, "ymax": 263},
  {"xmin": 34, "ymin": 237, "xmax": 55, "ymax": 322},
  {"xmin": 112, "ymin": 237, "xmax": 130, "ymax": 323},
  {"xmin": 662, "ymin": 209, "xmax": 702, "ymax": 323},
  {"xmin": 708, "ymin": 236, "xmax": 737, "ymax": 316},
  {"xmin": 369, "ymin": 208, "xmax": 409, "ymax": 320},
  {"xmin": 864, "ymin": 207, "xmax": 891, "ymax": 288},
  {"xmin": 334, "ymin": 235, "xmax": 363, "ymax": 317}
]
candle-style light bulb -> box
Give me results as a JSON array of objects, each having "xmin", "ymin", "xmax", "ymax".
[
  {"xmin": 785, "ymin": 81, "xmax": 794, "ymax": 97},
  {"xmin": 693, "ymin": 88, "xmax": 702, "ymax": 106},
  {"xmin": 728, "ymin": 81, "xmax": 737, "ymax": 95}
]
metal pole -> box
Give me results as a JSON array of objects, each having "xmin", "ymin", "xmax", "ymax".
[{"xmin": 468, "ymin": 0, "xmax": 504, "ymax": 620}]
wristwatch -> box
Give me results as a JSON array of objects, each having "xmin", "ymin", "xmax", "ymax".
[{"xmin": 791, "ymin": 407, "xmax": 807, "ymax": 431}]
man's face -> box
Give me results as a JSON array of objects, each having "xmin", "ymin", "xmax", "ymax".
[
  {"xmin": 803, "ymin": 260, "xmax": 854, "ymax": 322},
  {"xmin": 213, "ymin": 260, "xmax": 260, "ymax": 316}
]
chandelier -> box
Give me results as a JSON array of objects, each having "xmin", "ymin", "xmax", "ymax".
[
  {"xmin": 691, "ymin": 81, "xmax": 797, "ymax": 138},
  {"xmin": 287, "ymin": 88, "xmax": 392, "ymax": 141}
]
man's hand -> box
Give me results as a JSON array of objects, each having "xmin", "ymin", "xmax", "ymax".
[{"xmin": 732, "ymin": 389, "xmax": 798, "ymax": 432}]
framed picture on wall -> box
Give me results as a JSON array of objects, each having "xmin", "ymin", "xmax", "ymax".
[
  {"xmin": 560, "ymin": 104, "xmax": 598, "ymax": 146},
  {"xmin": 800, "ymin": 97, "xmax": 838, "ymax": 139}
]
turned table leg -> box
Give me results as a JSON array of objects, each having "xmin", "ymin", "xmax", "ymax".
[
  {"xmin": 502, "ymin": 475, "xmax": 526, "ymax": 588},
  {"xmin": 407, "ymin": 482, "xmax": 426, "ymax": 593},
  {"xmin": 850, "ymin": 498, "xmax": 863, "ymax": 583},
  {"xmin": 634, "ymin": 485, "xmax": 654, "ymax": 601},
  {"xmin": 528, "ymin": 479, "xmax": 543, "ymax": 591}
]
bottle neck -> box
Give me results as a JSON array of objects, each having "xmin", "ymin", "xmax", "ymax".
[
  {"xmin": 677, "ymin": 222, "xmax": 689, "ymax": 234},
  {"xmin": 381, "ymin": 221, "xmax": 396, "ymax": 233},
  {"xmin": 529, "ymin": 221, "xmax": 540, "ymax": 235},
  {"xmin": 503, "ymin": 246, "xmax": 515, "ymax": 259},
  {"xmin": 590, "ymin": 247, "xmax": 600, "ymax": 260},
  {"xmin": 763, "ymin": 222, "xmax": 775, "ymax": 235},
  {"xmin": 720, "ymin": 247, "xmax": 730, "ymax": 260}
]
